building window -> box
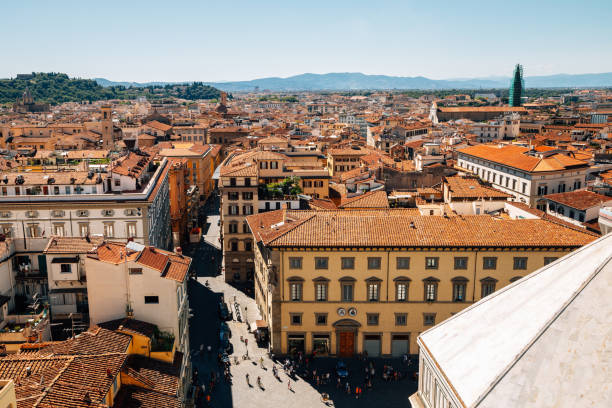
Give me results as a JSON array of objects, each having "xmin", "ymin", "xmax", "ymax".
[
  {"xmin": 315, "ymin": 282, "xmax": 328, "ymax": 301},
  {"xmin": 423, "ymin": 313, "xmax": 436, "ymax": 326},
  {"xmin": 53, "ymin": 224, "xmax": 65, "ymax": 237},
  {"xmin": 315, "ymin": 257, "xmax": 328, "ymax": 269},
  {"xmin": 230, "ymin": 178, "xmax": 236, "ymax": 186},
  {"xmin": 127, "ymin": 223, "xmax": 137, "ymax": 238},
  {"xmin": 290, "ymin": 313, "xmax": 302, "ymax": 325},
  {"xmin": 289, "ymin": 257, "xmax": 302, "ymax": 269},
  {"xmin": 367, "ymin": 282, "xmax": 380, "ymax": 301},
  {"xmin": 144, "ymin": 296, "xmax": 159, "ymax": 304},
  {"xmin": 245, "ymin": 178, "xmax": 251, "ymax": 186},
  {"xmin": 315, "ymin": 313, "xmax": 328, "ymax": 325},
  {"xmin": 424, "ymin": 278, "xmax": 439, "ymax": 301},
  {"xmin": 290, "ymin": 282, "xmax": 302, "ymax": 301},
  {"xmin": 229, "ymin": 205, "xmax": 239, "ymax": 215},
  {"xmin": 242, "ymin": 192, "xmax": 253, "ymax": 200},
  {"xmin": 396, "ymin": 257, "xmax": 410, "ymax": 269},
  {"xmin": 483, "ymin": 257, "xmax": 497, "ymax": 270},
  {"xmin": 367, "ymin": 313, "xmax": 379, "ymax": 326},
  {"xmin": 544, "ymin": 257, "xmax": 558, "ymax": 265},
  {"xmin": 367, "ymin": 257, "xmax": 381, "ymax": 270},
  {"xmin": 452, "ymin": 277, "xmax": 468, "ymax": 302},
  {"xmin": 228, "ymin": 192, "xmax": 239, "ymax": 200},
  {"xmin": 341, "ymin": 257, "xmax": 355, "ymax": 269},
  {"xmin": 425, "ymin": 257, "xmax": 439, "ymax": 269},
  {"xmin": 454, "ymin": 257, "xmax": 468, "ymax": 270},
  {"xmin": 242, "ymin": 205, "xmax": 253, "ymax": 215},
  {"xmin": 230, "ymin": 240, "xmax": 238, "ymax": 251},
  {"xmin": 79, "ymin": 224, "xmax": 89, "ymax": 237},
  {"xmin": 129, "ymin": 268, "xmax": 143, "ymax": 275},
  {"xmin": 60, "ymin": 264, "xmax": 72, "ymax": 273},
  {"xmin": 395, "ymin": 313, "xmax": 407, "ymax": 326},
  {"xmin": 395, "ymin": 280, "xmax": 409, "ymax": 301},
  {"xmin": 481, "ymin": 278, "xmax": 497, "ymax": 298},
  {"xmin": 104, "ymin": 223, "xmax": 114, "ymax": 238},
  {"xmin": 513, "ymin": 257, "xmax": 528, "ymax": 270},
  {"xmin": 229, "ymin": 222, "xmax": 238, "ymax": 234},
  {"xmin": 341, "ymin": 283, "xmax": 354, "ymax": 302},
  {"xmin": 243, "ymin": 222, "xmax": 250, "ymax": 233}
]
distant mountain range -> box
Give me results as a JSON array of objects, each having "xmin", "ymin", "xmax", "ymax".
[{"xmin": 95, "ymin": 72, "xmax": 612, "ymax": 92}]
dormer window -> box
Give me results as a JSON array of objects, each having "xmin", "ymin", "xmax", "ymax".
[{"xmin": 77, "ymin": 210, "xmax": 89, "ymax": 217}]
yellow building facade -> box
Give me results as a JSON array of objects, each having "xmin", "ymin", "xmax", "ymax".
[{"xmin": 247, "ymin": 209, "xmax": 596, "ymax": 357}]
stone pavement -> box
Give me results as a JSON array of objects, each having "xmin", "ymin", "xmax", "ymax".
[{"xmin": 191, "ymin": 273, "xmax": 418, "ymax": 408}]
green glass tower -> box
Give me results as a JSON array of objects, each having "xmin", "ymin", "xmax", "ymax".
[{"xmin": 509, "ymin": 64, "xmax": 524, "ymax": 107}]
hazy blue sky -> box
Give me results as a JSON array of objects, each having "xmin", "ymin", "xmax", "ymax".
[{"xmin": 2, "ymin": 0, "xmax": 611, "ymax": 82}]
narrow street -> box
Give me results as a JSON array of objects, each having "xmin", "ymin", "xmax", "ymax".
[{"xmin": 186, "ymin": 193, "xmax": 418, "ymax": 408}]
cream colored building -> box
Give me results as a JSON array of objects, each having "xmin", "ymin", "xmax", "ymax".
[
  {"xmin": 247, "ymin": 209, "xmax": 596, "ymax": 357},
  {"xmin": 85, "ymin": 241, "xmax": 191, "ymax": 358}
]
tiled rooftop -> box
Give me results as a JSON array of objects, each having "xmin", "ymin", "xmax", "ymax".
[{"xmin": 247, "ymin": 209, "xmax": 596, "ymax": 248}]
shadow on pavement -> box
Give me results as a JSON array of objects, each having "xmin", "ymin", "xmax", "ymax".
[{"xmin": 189, "ymin": 279, "xmax": 233, "ymax": 407}]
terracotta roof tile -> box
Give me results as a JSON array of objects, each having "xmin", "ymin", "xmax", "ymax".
[
  {"xmin": 247, "ymin": 209, "xmax": 596, "ymax": 248},
  {"xmin": 544, "ymin": 190, "xmax": 612, "ymax": 211}
]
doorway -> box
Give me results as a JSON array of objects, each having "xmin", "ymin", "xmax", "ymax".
[{"xmin": 338, "ymin": 331, "xmax": 355, "ymax": 357}]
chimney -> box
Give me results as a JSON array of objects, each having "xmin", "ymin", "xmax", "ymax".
[{"xmin": 282, "ymin": 202, "xmax": 289, "ymax": 223}]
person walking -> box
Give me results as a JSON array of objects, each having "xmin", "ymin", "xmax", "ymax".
[
  {"xmin": 345, "ymin": 381, "xmax": 351, "ymax": 395},
  {"xmin": 288, "ymin": 380, "xmax": 292, "ymax": 391},
  {"xmin": 355, "ymin": 386, "xmax": 362, "ymax": 399},
  {"xmin": 246, "ymin": 373, "xmax": 250, "ymax": 386}
]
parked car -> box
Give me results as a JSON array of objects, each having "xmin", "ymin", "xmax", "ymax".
[
  {"xmin": 220, "ymin": 321, "xmax": 231, "ymax": 338},
  {"xmin": 218, "ymin": 301, "xmax": 231, "ymax": 321},
  {"xmin": 335, "ymin": 361, "xmax": 348, "ymax": 379},
  {"xmin": 219, "ymin": 337, "xmax": 233, "ymax": 354}
]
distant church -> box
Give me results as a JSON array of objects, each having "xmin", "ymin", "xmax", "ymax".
[{"xmin": 13, "ymin": 87, "xmax": 50, "ymax": 113}]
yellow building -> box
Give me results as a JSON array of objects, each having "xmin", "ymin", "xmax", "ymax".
[
  {"xmin": 327, "ymin": 147, "xmax": 368, "ymax": 178},
  {"xmin": 158, "ymin": 142, "xmax": 219, "ymax": 201},
  {"xmin": 246, "ymin": 209, "xmax": 596, "ymax": 357}
]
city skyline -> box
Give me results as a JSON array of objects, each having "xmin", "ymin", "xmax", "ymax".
[{"xmin": 2, "ymin": 0, "xmax": 611, "ymax": 82}]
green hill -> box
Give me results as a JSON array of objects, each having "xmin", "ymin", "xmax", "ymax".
[{"xmin": 0, "ymin": 72, "xmax": 222, "ymax": 105}]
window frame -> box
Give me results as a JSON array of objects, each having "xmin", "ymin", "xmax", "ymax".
[
  {"xmin": 144, "ymin": 295, "xmax": 159, "ymax": 304},
  {"xmin": 314, "ymin": 257, "xmax": 328, "ymax": 270},
  {"xmin": 395, "ymin": 313, "xmax": 408, "ymax": 326},
  {"xmin": 425, "ymin": 257, "xmax": 439, "ymax": 269},
  {"xmin": 341, "ymin": 257, "xmax": 355, "ymax": 270},
  {"xmin": 366, "ymin": 313, "xmax": 379, "ymax": 326},
  {"xmin": 396, "ymin": 257, "xmax": 410, "ymax": 270},
  {"xmin": 367, "ymin": 256, "xmax": 382, "ymax": 270},
  {"xmin": 513, "ymin": 257, "xmax": 528, "ymax": 270},
  {"xmin": 423, "ymin": 277, "xmax": 439, "ymax": 302},
  {"xmin": 289, "ymin": 257, "xmax": 302, "ymax": 269},
  {"xmin": 454, "ymin": 257, "xmax": 468, "ymax": 270},
  {"xmin": 482, "ymin": 256, "xmax": 497, "ymax": 270}
]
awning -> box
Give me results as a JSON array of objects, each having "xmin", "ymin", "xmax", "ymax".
[
  {"xmin": 51, "ymin": 257, "xmax": 79, "ymax": 264},
  {"xmin": 49, "ymin": 288, "xmax": 87, "ymax": 294}
]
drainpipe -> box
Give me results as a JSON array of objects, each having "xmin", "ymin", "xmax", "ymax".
[{"xmin": 472, "ymin": 250, "xmax": 478, "ymax": 302}]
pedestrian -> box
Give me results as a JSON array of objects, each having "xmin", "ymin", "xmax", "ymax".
[
  {"xmin": 337, "ymin": 377, "xmax": 341, "ymax": 389},
  {"xmin": 201, "ymin": 383, "xmax": 206, "ymax": 395},
  {"xmin": 345, "ymin": 381, "xmax": 351, "ymax": 395},
  {"xmin": 355, "ymin": 386, "xmax": 361, "ymax": 399},
  {"xmin": 288, "ymin": 380, "xmax": 292, "ymax": 391},
  {"xmin": 245, "ymin": 338, "xmax": 248, "ymax": 346},
  {"xmin": 246, "ymin": 373, "xmax": 250, "ymax": 386},
  {"xmin": 205, "ymin": 394, "xmax": 211, "ymax": 405},
  {"xmin": 257, "ymin": 376, "xmax": 263, "ymax": 389},
  {"xmin": 259, "ymin": 356, "xmax": 265, "ymax": 368}
]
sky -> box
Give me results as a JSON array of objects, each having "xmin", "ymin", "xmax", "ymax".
[{"xmin": 1, "ymin": 0, "xmax": 611, "ymax": 82}]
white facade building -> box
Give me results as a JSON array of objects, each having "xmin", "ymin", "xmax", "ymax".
[
  {"xmin": 410, "ymin": 234, "xmax": 612, "ymax": 408},
  {"xmin": 456, "ymin": 145, "xmax": 589, "ymax": 208},
  {"xmin": 470, "ymin": 114, "xmax": 520, "ymax": 143}
]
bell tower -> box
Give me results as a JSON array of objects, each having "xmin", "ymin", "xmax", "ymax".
[{"xmin": 100, "ymin": 105, "xmax": 113, "ymax": 149}]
